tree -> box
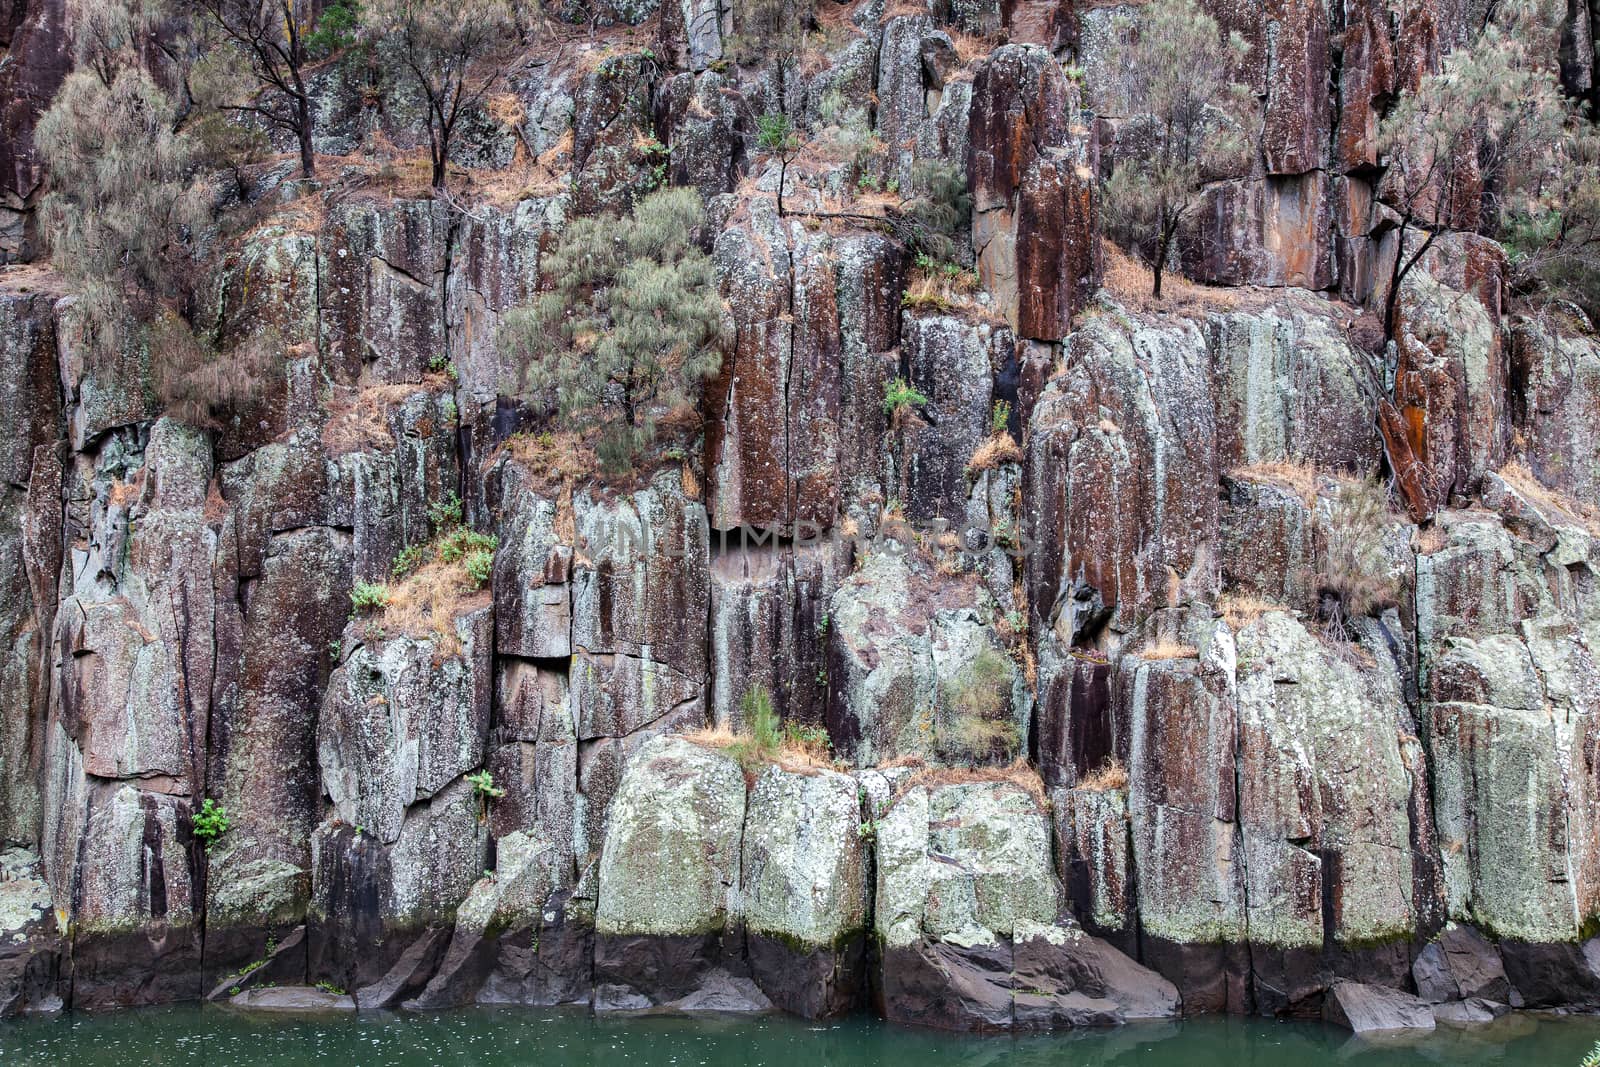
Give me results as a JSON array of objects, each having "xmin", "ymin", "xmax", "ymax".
[
  {"xmin": 35, "ymin": 42, "xmax": 209, "ymax": 357},
  {"xmin": 1375, "ymin": 0, "xmax": 1570, "ymax": 339},
  {"xmin": 364, "ymin": 0, "xmax": 516, "ymax": 189},
  {"xmin": 38, "ymin": 0, "xmax": 275, "ymax": 429},
  {"xmin": 499, "ymin": 187, "xmax": 727, "ymax": 473},
  {"xmin": 757, "ymin": 112, "xmax": 802, "ymax": 216},
  {"xmin": 183, "ymin": 0, "xmax": 319, "ymax": 178},
  {"xmin": 1098, "ymin": 0, "xmax": 1250, "ymax": 299}
]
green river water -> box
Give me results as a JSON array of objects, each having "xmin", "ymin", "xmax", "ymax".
[{"xmin": 0, "ymin": 1006, "xmax": 1594, "ymax": 1066}]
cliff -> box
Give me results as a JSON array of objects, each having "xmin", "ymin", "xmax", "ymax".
[{"xmin": 1, "ymin": 0, "xmax": 1599, "ymax": 1035}]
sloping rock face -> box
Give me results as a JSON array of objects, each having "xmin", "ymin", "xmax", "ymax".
[{"xmin": 3, "ymin": 0, "xmax": 1600, "ymax": 1033}]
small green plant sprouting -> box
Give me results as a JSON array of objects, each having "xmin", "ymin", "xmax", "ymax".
[
  {"xmin": 885, "ymin": 178, "xmax": 900, "ymax": 195},
  {"xmin": 757, "ymin": 112, "xmax": 798, "ymax": 153},
  {"xmin": 857, "ymin": 173, "xmax": 881, "ymax": 193},
  {"xmin": 350, "ymin": 581, "xmax": 390, "ymax": 613},
  {"xmin": 466, "ymin": 769, "xmax": 504, "ymax": 820},
  {"xmin": 991, "ymin": 399, "xmax": 1012, "ymax": 436},
  {"xmin": 392, "ymin": 544, "xmax": 427, "ymax": 580},
  {"xmin": 315, "ymin": 980, "xmax": 347, "ymax": 996},
  {"xmin": 328, "ymin": 637, "xmax": 342, "ymax": 663},
  {"xmin": 193, "ymin": 798, "xmax": 231, "ymax": 847},
  {"xmin": 883, "ymin": 376, "xmax": 929, "ymax": 419},
  {"xmin": 815, "ymin": 611, "xmax": 830, "ymax": 636},
  {"xmin": 441, "ymin": 397, "xmax": 458, "ymax": 423},
  {"xmin": 858, "ymin": 819, "xmax": 877, "ymax": 842},
  {"xmin": 641, "ymin": 136, "xmax": 670, "ymax": 189},
  {"xmin": 438, "ymin": 526, "xmax": 496, "ymax": 564},
  {"xmin": 729, "ymin": 684, "xmax": 782, "ymax": 768},
  {"xmin": 428, "ymin": 491, "xmax": 464, "ymax": 530}
]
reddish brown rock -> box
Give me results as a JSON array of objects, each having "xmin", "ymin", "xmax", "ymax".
[
  {"xmin": 1261, "ymin": 0, "xmax": 1330, "ymax": 175},
  {"xmin": 1182, "ymin": 174, "xmax": 1334, "ymax": 290}
]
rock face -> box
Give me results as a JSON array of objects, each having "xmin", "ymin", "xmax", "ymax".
[
  {"xmin": 875, "ymin": 778, "xmax": 1179, "ymax": 1030},
  {"xmin": 2, "ymin": 0, "xmax": 1599, "ymax": 1034}
]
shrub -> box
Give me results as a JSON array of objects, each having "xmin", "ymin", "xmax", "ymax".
[
  {"xmin": 500, "ymin": 187, "xmax": 726, "ymax": 474},
  {"xmin": 466, "ymin": 769, "xmax": 504, "ymax": 820},
  {"xmin": 990, "ymin": 400, "xmax": 1012, "ymax": 436},
  {"xmin": 1315, "ymin": 480, "xmax": 1399, "ymax": 636},
  {"xmin": 362, "ymin": 0, "xmax": 516, "ymax": 189},
  {"xmin": 463, "ymin": 549, "xmax": 494, "ymax": 588},
  {"xmin": 883, "ymin": 377, "xmax": 929, "ymax": 419},
  {"xmin": 728, "ymin": 684, "xmax": 782, "ymax": 768},
  {"xmin": 192, "ymin": 798, "xmax": 231, "ymax": 845},
  {"xmin": 903, "ymin": 160, "xmax": 973, "ymax": 262},
  {"xmin": 428, "ymin": 491, "xmax": 464, "ymax": 530},
  {"xmin": 350, "ymin": 581, "xmax": 390, "ymax": 612}
]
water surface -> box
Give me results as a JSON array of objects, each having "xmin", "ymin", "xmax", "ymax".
[{"xmin": 2, "ymin": 1005, "xmax": 1595, "ymax": 1065}]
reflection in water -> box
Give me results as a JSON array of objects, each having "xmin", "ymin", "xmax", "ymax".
[{"xmin": 0, "ymin": 1005, "xmax": 1595, "ymax": 1066}]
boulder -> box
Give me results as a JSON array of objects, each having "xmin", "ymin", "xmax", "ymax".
[
  {"xmin": 1412, "ymin": 924, "xmax": 1511, "ymax": 1004},
  {"xmin": 1323, "ymin": 980, "xmax": 1436, "ymax": 1034},
  {"xmin": 228, "ymin": 986, "xmax": 357, "ymax": 1013},
  {"xmin": 0, "ymin": 848, "xmax": 59, "ymax": 1017},
  {"xmin": 875, "ymin": 778, "xmax": 1177, "ymax": 1030}
]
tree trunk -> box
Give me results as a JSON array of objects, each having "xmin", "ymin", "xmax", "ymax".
[
  {"xmin": 297, "ymin": 98, "xmax": 315, "ymax": 179},
  {"xmin": 432, "ymin": 153, "xmax": 447, "ymax": 190}
]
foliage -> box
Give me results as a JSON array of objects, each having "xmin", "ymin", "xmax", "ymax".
[
  {"xmin": 314, "ymin": 980, "xmax": 348, "ymax": 996},
  {"xmin": 183, "ymin": 0, "xmax": 320, "ymax": 177},
  {"xmin": 990, "ymin": 399, "xmax": 1012, "ymax": 436},
  {"xmin": 1377, "ymin": 0, "xmax": 1594, "ymax": 332},
  {"xmin": 883, "ymin": 376, "xmax": 929, "ymax": 418},
  {"xmin": 350, "ymin": 581, "xmax": 391, "ymax": 612},
  {"xmin": 732, "ymin": 684, "xmax": 781, "ymax": 764},
  {"xmin": 757, "ymin": 113, "xmax": 804, "ymax": 216},
  {"xmin": 902, "ymin": 161, "xmax": 973, "ymax": 262},
  {"xmin": 36, "ymin": 58, "xmax": 208, "ymax": 361},
  {"xmin": 463, "ymin": 548, "xmax": 494, "ymax": 587},
  {"xmin": 428, "ymin": 490, "xmax": 464, "ymax": 529},
  {"xmin": 392, "ymin": 544, "xmax": 428, "ymax": 579},
  {"xmin": 1314, "ymin": 480, "xmax": 1398, "ymax": 636},
  {"xmin": 499, "ymin": 188, "xmax": 726, "ymax": 474},
  {"xmin": 466, "ymin": 769, "xmax": 504, "ymax": 819},
  {"xmin": 1581, "ymin": 1039, "xmax": 1600, "ymax": 1067},
  {"xmin": 37, "ymin": 0, "xmax": 276, "ymax": 430},
  {"xmin": 363, "ymin": 0, "xmax": 516, "ymax": 189},
  {"xmin": 1098, "ymin": 0, "xmax": 1251, "ymax": 298},
  {"xmin": 192, "ymin": 798, "xmax": 232, "ymax": 844},
  {"xmin": 728, "ymin": 0, "xmax": 813, "ymax": 69},
  {"xmin": 939, "ymin": 648, "xmax": 1018, "ymax": 765},
  {"xmin": 305, "ymin": 0, "xmax": 360, "ymax": 55}
]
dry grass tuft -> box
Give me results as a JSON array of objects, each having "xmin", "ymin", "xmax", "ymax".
[
  {"xmin": 1137, "ymin": 637, "xmax": 1198, "ymax": 661},
  {"xmin": 1497, "ymin": 459, "xmax": 1600, "ymax": 534},
  {"xmin": 899, "ymin": 757, "xmax": 1048, "ymax": 810},
  {"xmin": 1099, "ymin": 240, "xmax": 1260, "ymax": 318},
  {"xmin": 1229, "ymin": 458, "xmax": 1322, "ymax": 506},
  {"xmin": 1077, "ymin": 757, "xmax": 1129, "ymax": 793},
  {"xmin": 903, "ymin": 262, "xmax": 980, "ymax": 314},
  {"xmin": 1218, "ymin": 592, "xmax": 1278, "ymax": 631},
  {"xmin": 967, "ymin": 433, "xmax": 1024, "ymax": 474},
  {"xmin": 371, "ymin": 559, "xmax": 491, "ymax": 657},
  {"xmin": 683, "ymin": 722, "xmax": 739, "ymax": 748}
]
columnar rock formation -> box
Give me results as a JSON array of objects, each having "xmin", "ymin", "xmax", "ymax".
[{"xmin": 1, "ymin": 0, "xmax": 1599, "ymax": 1035}]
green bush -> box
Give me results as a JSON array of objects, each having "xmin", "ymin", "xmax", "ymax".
[
  {"xmin": 192, "ymin": 798, "xmax": 231, "ymax": 846},
  {"xmin": 883, "ymin": 376, "xmax": 929, "ymax": 419},
  {"xmin": 500, "ymin": 187, "xmax": 726, "ymax": 474},
  {"xmin": 463, "ymin": 549, "xmax": 494, "ymax": 588},
  {"xmin": 428, "ymin": 491, "xmax": 464, "ymax": 530},
  {"xmin": 350, "ymin": 581, "xmax": 390, "ymax": 612}
]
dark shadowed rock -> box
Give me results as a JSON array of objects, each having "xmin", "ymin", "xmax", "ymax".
[{"xmin": 1323, "ymin": 980, "xmax": 1435, "ymax": 1034}]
